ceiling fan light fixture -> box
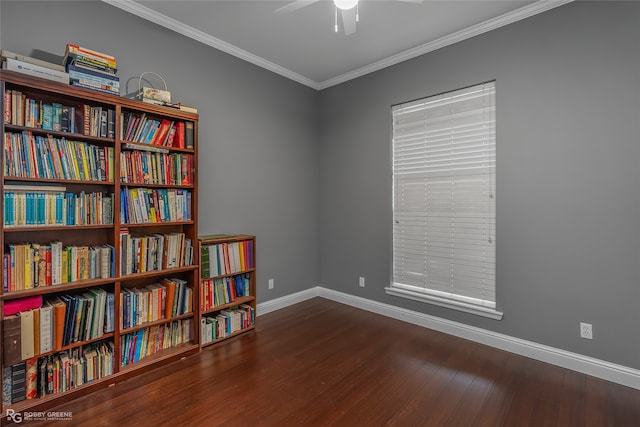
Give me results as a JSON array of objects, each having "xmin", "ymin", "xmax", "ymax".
[{"xmin": 334, "ymin": 0, "xmax": 358, "ymax": 11}]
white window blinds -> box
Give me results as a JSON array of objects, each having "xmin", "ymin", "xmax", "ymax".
[{"xmin": 390, "ymin": 82, "xmax": 496, "ymax": 314}]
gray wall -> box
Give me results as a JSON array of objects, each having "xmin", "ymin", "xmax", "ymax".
[
  {"xmin": 0, "ymin": 1, "xmax": 321, "ymax": 302},
  {"xmin": 319, "ymin": 0, "xmax": 640, "ymax": 369}
]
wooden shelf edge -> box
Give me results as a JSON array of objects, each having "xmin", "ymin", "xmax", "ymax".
[
  {"xmin": 200, "ymin": 296, "xmax": 255, "ymax": 315},
  {"xmin": 198, "ymin": 234, "xmax": 255, "ymax": 245},
  {"xmin": 200, "ymin": 326, "xmax": 256, "ymax": 348},
  {"xmin": 3, "ymin": 224, "xmax": 114, "ymax": 232},
  {"xmin": 119, "ymin": 265, "xmax": 197, "ymax": 281},
  {"xmin": 118, "ymin": 342, "xmax": 199, "ymax": 374},
  {"xmin": 120, "ymin": 313, "xmax": 195, "ymax": 334},
  {"xmin": 1, "ymin": 279, "xmax": 116, "ymax": 300}
]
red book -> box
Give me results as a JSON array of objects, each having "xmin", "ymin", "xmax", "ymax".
[
  {"xmin": 173, "ymin": 122, "xmax": 185, "ymax": 148},
  {"xmin": 45, "ymin": 247, "xmax": 52, "ymax": 285},
  {"xmin": 151, "ymin": 119, "xmax": 171, "ymax": 146}
]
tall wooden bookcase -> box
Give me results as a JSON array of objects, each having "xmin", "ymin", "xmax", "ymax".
[
  {"xmin": 198, "ymin": 234, "xmax": 256, "ymax": 347},
  {"xmin": 0, "ymin": 69, "xmax": 199, "ymax": 416}
]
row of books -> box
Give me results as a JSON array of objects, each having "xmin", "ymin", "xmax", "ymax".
[
  {"xmin": 120, "ymin": 188, "xmax": 191, "ymax": 225},
  {"xmin": 200, "ymin": 273, "xmax": 251, "ymax": 311},
  {"xmin": 121, "ymin": 113, "xmax": 178, "ymax": 146},
  {"xmin": 200, "ymin": 305, "xmax": 255, "ymax": 345},
  {"xmin": 3, "ymin": 242, "xmax": 114, "ymax": 292},
  {"xmin": 3, "ymin": 186, "xmax": 113, "ymax": 227},
  {"xmin": 120, "ymin": 278, "xmax": 192, "ymax": 329},
  {"xmin": 4, "ymin": 131, "xmax": 115, "ymax": 181},
  {"xmin": 119, "ymin": 229, "xmax": 193, "ymax": 276},
  {"xmin": 120, "ymin": 149, "xmax": 194, "ymax": 186},
  {"xmin": 121, "ymin": 112, "xmax": 193, "ymax": 149},
  {"xmin": 201, "ymin": 240, "xmax": 255, "ymax": 279},
  {"xmin": 64, "ymin": 44, "xmax": 119, "ymax": 95},
  {"xmin": 3, "ymin": 89, "xmax": 116, "ymax": 138},
  {"xmin": 120, "ymin": 319, "xmax": 192, "ymax": 366},
  {"xmin": 2, "ymin": 341, "xmax": 115, "ymax": 404},
  {"xmin": 2, "ymin": 290, "xmax": 114, "ymax": 366}
]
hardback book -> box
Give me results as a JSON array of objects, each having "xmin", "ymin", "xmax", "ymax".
[
  {"xmin": 3, "ymin": 294, "xmax": 43, "ymax": 316},
  {"xmin": 33, "ymin": 308, "xmax": 41, "ymax": 356},
  {"xmin": 20, "ymin": 310, "xmax": 35, "ymax": 360},
  {"xmin": 201, "ymin": 244, "xmax": 210, "ymax": 279},
  {"xmin": 48, "ymin": 296, "xmax": 67, "ymax": 351},
  {"xmin": 64, "ymin": 44, "xmax": 117, "ymax": 69},
  {"xmin": 185, "ymin": 121, "xmax": 195, "ymax": 149},
  {"xmin": 11, "ymin": 362, "xmax": 26, "ymax": 404},
  {"xmin": 2, "ymin": 366, "xmax": 12, "ymax": 405},
  {"xmin": 66, "ymin": 63, "xmax": 120, "ymax": 85},
  {"xmin": 40, "ymin": 301, "xmax": 54, "ymax": 353},
  {"xmin": 3, "ymin": 57, "xmax": 70, "ymax": 84},
  {"xmin": 25, "ymin": 358, "xmax": 38, "ymax": 399}
]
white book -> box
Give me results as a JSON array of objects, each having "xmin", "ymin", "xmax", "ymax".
[
  {"xmin": 39, "ymin": 302, "xmax": 54, "ymax": 353},
  {"xmin": 51, "ymin": 241, "xmax": 62, "ymax": 285},
  {"xmin": 20, "ymin": 310, "xmax": 35, "ymax": 360},
  {"xmin": 1, "ymin": 50, "xmax": 66, "ymax": 72},
  {"xmin": 3, "ymin": 57, "xmax": 70, "ymax": 84}
]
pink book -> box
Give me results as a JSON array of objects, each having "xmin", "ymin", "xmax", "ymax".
[{"xmin": 4, "ymin": 295, "xmax": 43, "ymax": 316}]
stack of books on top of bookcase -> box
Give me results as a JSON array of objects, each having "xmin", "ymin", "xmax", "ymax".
[{"xmin": 63, "ymin": 44, "xmax": 119, "ymax": 95}]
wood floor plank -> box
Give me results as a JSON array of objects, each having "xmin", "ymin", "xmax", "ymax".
[{"xmin": 12, "ymin": 297, "xmax": 640, "ymax": 427}]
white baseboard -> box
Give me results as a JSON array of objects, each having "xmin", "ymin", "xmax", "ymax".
[
  {"xmin": 256, "ymin": 287, "xmax": 320, "ymax": 316},
  {"xmin": 257, "ymin": 286, "xmax": 640, "ymax": 390}
]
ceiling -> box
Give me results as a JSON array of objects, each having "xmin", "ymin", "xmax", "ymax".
[{"xmin": 104, "ymin": 0, "xmax": 572, "ymax": 90}]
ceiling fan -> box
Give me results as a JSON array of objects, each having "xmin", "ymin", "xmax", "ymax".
[{"xmin": 275, "ymin": 0, "xmax": 423, "ymax": 36}]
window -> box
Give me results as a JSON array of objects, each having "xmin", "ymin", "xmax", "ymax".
[{"xmin": 386, "ymin": 81, "xmax": 501, "ymax": 319}]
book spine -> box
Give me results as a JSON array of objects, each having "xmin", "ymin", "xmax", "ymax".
[
  {"xmin": 3, "ymin": 89, "xmax": 11, "ymax": 123},
  {"xmin": 70, "ymin": 81, "xmax": 119, "ymax": 96},
  {"xmin": 66, "ymin": 64, "xmax": 120, "ymax": 82}
]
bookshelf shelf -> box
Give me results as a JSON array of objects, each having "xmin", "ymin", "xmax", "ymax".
[
  {"xmin": 1, "ymin": 69, "xmax": 199, "ymax": 414},
  {"xmin": 118, "ymin": 343, "xmax": 199, "ymax": 374},
  {"xmin": 120, "ymin": 140, "xmax": 194, "ymax": 153},
  {"xmin": 200, "ymin": 295, "xmax": 255, "ymax": 316},
  {"xmin": 4, "ymin": 224, "xmax": 114, "ymax": 233},
  {"xmin": 120, "ymin": 312, "xmax": 194, "ymax": 335},
  {"xmin": 120, "ymin": 183, "xmax": 195, "ymax": 190},
  {"xmin": 121, "ymin": 221, "xmax": 196, "ymax": 227},
  {"xmin": 3, "ymin": 177, "xmax": 115, "ymax": 186},
  {"xmin": 4, "ymin": 124, "xmax": 115, "ymax": 144},
  {"xmin": 198, "ymin": 235, "xmax": 256, "ymax": 348},
  {"xmin": 201, "ymin": 325, "xmax": 256, "ymax": 348},
  {"xmin": 1, "ymin": 278, "xmax": 116, "ymax": 301},
  {"xmin": 118, "ymin": 265, "xmax": 198, "ymax": 280}
]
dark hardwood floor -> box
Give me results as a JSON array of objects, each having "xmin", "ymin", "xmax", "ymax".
[{"xmin": 21, "ymin": 298, "xmax": 640, "ymax": 426}]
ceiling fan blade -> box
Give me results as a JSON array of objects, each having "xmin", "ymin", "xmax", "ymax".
[
  {"xmin": 340, "ymin": 8, "xmax": 357, "ymax": 35},
  {"xmin": 275, "ymin": 0, "xmax": 321, "ymax": 15}
]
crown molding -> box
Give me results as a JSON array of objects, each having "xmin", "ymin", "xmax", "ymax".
[
  {"xmin": 317, "ymin": 0, "xmax": 574, "ymax": 89},
  {"xmin": 101, "ymin": 0, "xmax": 322, "ymax": 90},
  {"xmin": 103, "ymin": 0, "xmax": 573, "ymax": 91}
]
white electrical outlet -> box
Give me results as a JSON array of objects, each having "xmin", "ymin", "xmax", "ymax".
[
  {"xmin": 268, "ymin": 279, "xmax": 274, "ymax": 290},
  {"xmin": 580, "ymin": 322, "xmax": 593, "ymax": 339},
  {"xmin": 359, "ymin": 277, "xmax": 365, "ymax": 287}
]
